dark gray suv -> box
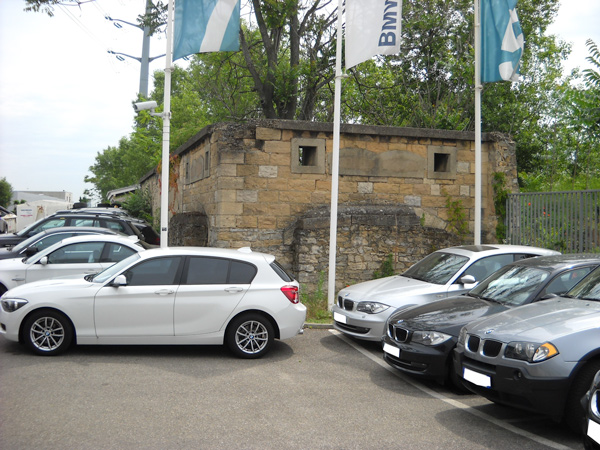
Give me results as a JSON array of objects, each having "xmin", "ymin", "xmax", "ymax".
[{"xmin": 0, "ymin": 212, "xmax": 156, "ymax": 247}]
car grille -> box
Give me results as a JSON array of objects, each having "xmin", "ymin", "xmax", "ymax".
[
  {"xmin": 388, "ymin": 324, "xmax": 409, "ymax": 342},
  {"xmin": 337, "ymin": 296, "xmax": 354, "ymax": 311},
  {"xmin": 466, "ymin": 335, "xmax": 503, "ymax": 357}
]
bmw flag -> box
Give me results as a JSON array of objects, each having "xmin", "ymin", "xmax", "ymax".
[
  {"xmin": 481, "ymin": 0, "xmax": 524, "ymax": 82},
  {"xmin": 345, "ymin": 0, "xmax": 402, "ymax": 69},
  {"xmin": 173, "ymin": 0, "xmax": 241, "ymax": 61}
]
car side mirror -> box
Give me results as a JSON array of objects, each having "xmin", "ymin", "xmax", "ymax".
[
  {"xmin": 111, "ymin": 275, "xmax": 128, "ymax": 287},
  {"xmin": 39, "ymin": 256, "xmax": 48, "ymax": 266},
  {"xmin": 25, "ymin": 247, "xmax": 39, "ymax": 257},
  {"xmin": 459, "ymin": 274, "xmax": 476, "ymax": 285}
]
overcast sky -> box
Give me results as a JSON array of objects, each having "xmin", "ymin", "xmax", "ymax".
[{"xmin": 0, "ymin": 0, "xmax": 599, "ymax": 205}]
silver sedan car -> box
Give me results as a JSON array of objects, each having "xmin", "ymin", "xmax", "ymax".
[{"xmin": 332, "ymin": 245, "xmax": 560, "ymax": 341}]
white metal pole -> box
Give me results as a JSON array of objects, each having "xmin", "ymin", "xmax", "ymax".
[
  {"xmin": 474, "ymin": 0, "xmax": 482, "ymax": 245},
  {"xmin": 327, "ymin": 0, "xmax": 344, "ymax": 309},
  {"xmin": 160, "ymin": 0, "xmax": 175, "ymax": 248}
]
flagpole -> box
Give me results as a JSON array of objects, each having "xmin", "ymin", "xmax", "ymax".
[
  {"xmin": 328, "ymin": 0, "xmax": 345, "ymax": 310},
  {"xmin": 474, "ymin": 0, "xmax": 482, "ymax": 245},
  {"xmin": 160, "ymin": 0, "xmax": 175, "ymax": 248}
]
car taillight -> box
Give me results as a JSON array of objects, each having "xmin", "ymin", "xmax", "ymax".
[{"xmin": 281, "ymin": 285, "xmax": 299, "ymax": 304}]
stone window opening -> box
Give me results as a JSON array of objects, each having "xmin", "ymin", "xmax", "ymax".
[{"xmin": 291, "ymin": 138, "xmax": 325, "ymax": 174}]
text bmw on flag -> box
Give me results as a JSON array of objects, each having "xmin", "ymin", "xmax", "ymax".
[
  {"xmin": 481, "ymin": 0, "xmax": 524, "ymax": 82},
  {"xmin": 173, "ymin": 0, "xmax": 241, "ymax": 61},
  {"xmin": 345, "ymin": 0, "xmax": 402, "ymax": 69}
]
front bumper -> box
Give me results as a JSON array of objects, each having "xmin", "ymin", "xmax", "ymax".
[
  {"xmin": 331, "ymin": 305, "xmax": 390, "ymax": 341},
  {"xmin": 453, "ymin": 346, "xmax": 571, "ymax": 419},
  {"xmin": 382, "ymin": 335, "xmax": 456, "ymax": 383}
]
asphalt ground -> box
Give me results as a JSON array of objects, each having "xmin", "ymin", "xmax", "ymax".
[{"xmin": 0, "ymin": 328, "xmax": 584, "ymax": 450}]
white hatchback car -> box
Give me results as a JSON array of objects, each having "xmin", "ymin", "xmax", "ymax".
[
  {"xmin": 0, "ymin": 234, "xmax": 146, "ymax": 295},
  {"xmin": 332, "ymin": 245, "xmax": 560, "ymax": 341},
  {"xmin": 0, "ymin": 247, "xmax": 306, "ymax": 358}
]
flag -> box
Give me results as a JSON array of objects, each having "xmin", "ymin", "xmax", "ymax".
[
  {"xmin": 345, "ymin": 0, "xmax": 402, "ymax": 69},
  {"xmin": 173, "ymin": 0, "xmax": 241, "ymax": 61},
  {"xmin": 481, "ymin": 0, "xmax": 524, "ymax": 82}
]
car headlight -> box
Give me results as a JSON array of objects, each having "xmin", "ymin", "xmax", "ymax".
[
  {"xmin": 457, "ymin": 327, "xmax": 467, "ymax": 346},
  {"xmin": 356, "ymin": 302, "xmax": 390, "ymax": 314},
  {"xmin": 1, "ymin": 298, "xmax": 29, "ymax": 313},
  {"xmin": 505, "ymin": 341, "xmax": 559, "ymax": 363},
  {"xmin": 411, "ymin": 330, "xmax": 453, "ymax": 346}
]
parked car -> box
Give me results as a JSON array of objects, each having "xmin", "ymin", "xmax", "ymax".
[
  {"xmin": 382, "ymin": 254, "xmax": 600, "ymax": 387},
  {"xmin": 0, "ymin": 234, "xmax": 146, "ymax": 295},
  {"xmin": 0, "ymin": 226, "xmax": 126, "ymax": 260},
  {"xmin": 583, "ymin": 370, "xmax": 600, "ymax": 449},
  {"xmin": 0, "ymin": 211, "xmax": 156, "ymax": 247},
  {"xmin": 453, "ymin": 265, "xmax": 600, "ymax": 432},
  {"xmin": 332, "ymin": 245, "xmax": 559, "ymax": 341},
  {"xmin": 0, "ymin": 247, "xmax": 306, "ymax": 358}
]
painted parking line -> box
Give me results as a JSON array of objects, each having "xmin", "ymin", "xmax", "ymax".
[{"xmin": 330, "ymin": 330, "xmax": 572, "ymax": 450}]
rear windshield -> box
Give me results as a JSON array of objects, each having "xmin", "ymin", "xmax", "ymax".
[{"xmin": 270, "ymin": 260, "xmax": 295, "ymax": 282}]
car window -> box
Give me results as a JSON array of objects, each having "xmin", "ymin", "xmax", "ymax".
[
  {"xmin": 46, "ymin": 242, "xmax": 105, "ymax": 264},
  {"xmin": 102, "ymin": 243, "xmax": 138, "ymax": 263},
  {"xmin": 270, "ymin": 260, "xmax": 295, "ymax": 282},
  {"xmin": 185, "ymin": 257, "xmax": 230, "ymax": 284},
  {"xmin": 542, "ymin": 267, "xmax": 596, "ymax": 297},
  {"xmin": 568, "ymin": 266, "xmax": 600, "ymax": 301},
  {"xmin": 31, "ymin": 233, "xmax": 76, "ymax": 252},
  {"xmin": 103, "ymin": 220, "xmax": 128, "ymax": 233},
  {"xmin": 461, "ymin": 254, "xmax": 514, "ymax": 282},
  {"xmin": 71, "ymin": 218, "xmax": 100, "ymax": 227},
  {"xmin": 403, "ymin": 252, "xmax": 469, "ymax": 285},
  {"xmin": 30, "ymin": 218, "xmax": 67, "ymax": 234},
  {"xmin": 124, "ymin": 257, "xmax": 182, "ymax": 286},
  {"xmin": 229, "ymin": 261, "xmax": 257, "ymax": 284},
  {"xmin": 472, "ymin": 266, "xmax": 549, "ymax": 306}
]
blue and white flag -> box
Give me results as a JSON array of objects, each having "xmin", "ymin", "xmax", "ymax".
[
  {"xmin": 173, "ymin": 0, "xmax": 241, "ymax": 61},
  {"xmin": 345, "ymin": 0, "xmax": 402, "ymax": 69},
  {"xmin": 481, "ymin": 0, "xmax": 524, "ymax": 82}
]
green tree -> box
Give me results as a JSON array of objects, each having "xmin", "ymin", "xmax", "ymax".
[{"xmin": 0, "ymin": 178, "xmax": 13, "ymax": 207}]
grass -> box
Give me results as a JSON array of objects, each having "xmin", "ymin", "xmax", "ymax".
[{"xmin": 300, "ymin": 272, "xmax": 333, "ymax": 323}]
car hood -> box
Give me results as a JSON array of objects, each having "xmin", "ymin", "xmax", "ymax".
[
  {"xmin": 464, "ymin": 297, "xmax": 600, "ymax": 342},
  {"xmin": 3, "ymin": 277, "xmax": 97, "ymax": 297},
  {"xmin": 340, "ymin": 275, "xmax": 442, "ymax": 302},
  {"xmin": 388, "ymin": 296, "xmax": 507, "ymax": 335}
]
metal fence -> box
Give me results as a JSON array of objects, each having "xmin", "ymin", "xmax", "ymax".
[{"xmin": 505, "ymin": 190, "xmax": 600, "ymax": 253}]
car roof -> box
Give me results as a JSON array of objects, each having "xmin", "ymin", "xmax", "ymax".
[
  {"xmin": 37, "ymin": 226, "xmax": 123, "ymax": 235},
  {"xmin": 43, "ymin": 234, "xmax": 141, "ymax": 247},
  {"xmin": 134, "ymin": 246, "xmax": 275, "ymax": 264},
  {"xmin": 507, "ymin": 253, "xmax": 600, "ymax": 271},
  {"xmin": 438, "ymin": 244, "xmax": 559, "ymax": 258}
]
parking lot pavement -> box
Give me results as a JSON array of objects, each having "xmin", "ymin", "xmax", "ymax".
[{"xmin": 0, "ymin": 329, "xmax": 583, "ymax": 450}]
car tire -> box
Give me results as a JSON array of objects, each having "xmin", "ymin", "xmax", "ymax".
[
  {"xmin": 565, "ymin": 360, "xmax": 600, "ymax": 433},
  {"xmin": 0, "ymin": 284, "xmax": 7, "ymax": 297},
  {"xmin": 23, "ymin": 310, "xmax": 73, "ymax": 356},
  {"xmin": 447, "ymin": 359, "xmax": 469, "ymax": 393},
  {"xmin": 226, "ymin": 313, "xmax": 274, "ymax": 359}
]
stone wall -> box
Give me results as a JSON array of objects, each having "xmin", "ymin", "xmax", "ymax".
[{"xmin": 140, "ymin": 120, "xmax": 517, "ymax": 292}]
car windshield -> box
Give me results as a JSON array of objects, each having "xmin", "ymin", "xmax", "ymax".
[
  {"xmin": 567, "ymin": 266, "xmax": 600, "ymax": 301},
  {"xmin": 92, "ymin": 253, "xmax": 141, "ymax": 283},
  {"xmin": 11, "ymin": 231, "xmax": 46, "ymax": 252},
  {"xmin": 402, "ymin": 252, "xmax": 469, "ymax": 285},
  {"xmin": 469, "ymin": 265, "xmax": 549, "ymax": 306}
]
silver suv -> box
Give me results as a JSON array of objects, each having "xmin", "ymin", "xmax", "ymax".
[{"xmin": 454, "ymin": 265, "xmax": 600, "ymax": 432}]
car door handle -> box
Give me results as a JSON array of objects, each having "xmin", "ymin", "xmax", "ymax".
[
  {"xmin": 12, "ymin": 277, "xmax": 25, "ymax": 281},
  {"xmin": 225, "ymin": 287, "xmax": 244, "ymax": 293},
  {"xmin": 154, "ymin": 289, "xmax": 175, "ymax": 296}
]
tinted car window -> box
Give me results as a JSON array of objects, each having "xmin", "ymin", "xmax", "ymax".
[
  {"xmin": 185, "ymin": 257, "xmax": 230, "ymax": 284},
  {"xmin": 462, "ymin": 254, "xmax": 514, "ymax": 282},
  {"xmin": 103, "ymin": 243, "xmax": 138, "ymax": 263},
  {"xmin": 270, "ymin": 260, "xmax": 295, "ymax": 282},
  {"xmin": 229, "ymin": 260, "xmax": 257, "ymax": 284},
  {"xmin": 124, "ymin": 257, "xmax": 182, "ymax": 286},
  {"xmin": 542, "ymin": 267, "xmax": 595, "ymax": 297},
  {"xmin": 46, "ymin": 242, "xmax": 105, "ymax": 264},
  {"xmin": 71, "ymin": 218, "xmax": 99, "ymax": 227},
  {"xmin": 403, "ymin": 252, "xmax": 469, "ymax": 285}
]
